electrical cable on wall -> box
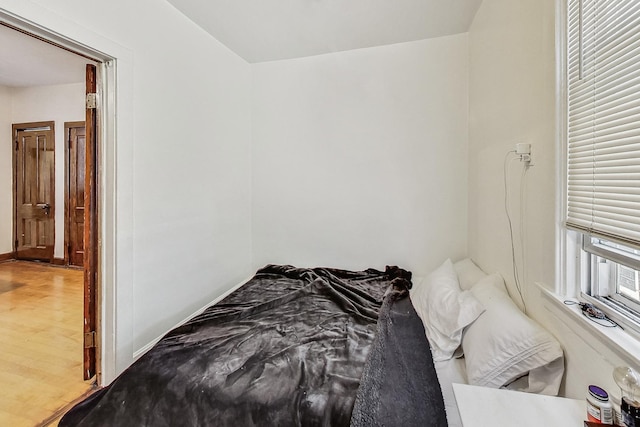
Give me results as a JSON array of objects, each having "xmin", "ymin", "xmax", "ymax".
[
  {"xmin": 503, "ymin": 147, "xmax": 532, "ymax": 313},
  {"xmin": 519, "ymin": 162, "xmax": 528, "ymax": 305}
]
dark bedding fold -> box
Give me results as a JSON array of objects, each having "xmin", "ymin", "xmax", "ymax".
[
  {"xmin": 60, "ymin": 264, "xmax": 410, "ymax": 427},
  {"xmin": 350, "ymin": 287, "xmax": 447, "ymax": 427}
]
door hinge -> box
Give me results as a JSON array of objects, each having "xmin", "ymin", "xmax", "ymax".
[
  {"xmin": 15, "ymin": 139, "xmax": 18, "ymax": 150},
  {"xmin": 84, "ymin": 331, "xmax": 97, "ymax": 349},
  {"xmin": 86, "ymin": 93, "xmax": 97, "ymax": 109}
]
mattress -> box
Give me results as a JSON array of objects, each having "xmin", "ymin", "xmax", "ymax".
[
  {"xmin": 434, "ymin": 358, "xmax": 467, "ymax": 427},
  {"xmin": 60, "ymin": 264, "xmax": 448, "ymax": 426}
]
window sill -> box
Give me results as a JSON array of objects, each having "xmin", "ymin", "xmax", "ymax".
[{"xmin": 538, "ymin": 283, "xmax": 640, "ymax": 367}]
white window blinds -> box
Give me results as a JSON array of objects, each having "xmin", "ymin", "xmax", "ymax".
[{"xmin": 566, "ymin": 0, "xmax": 640, "ymax": 247}]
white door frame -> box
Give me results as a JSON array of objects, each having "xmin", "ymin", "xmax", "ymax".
[{"xmin": 0, "ymin": 5, "xmax": 134, "ymax": 385}]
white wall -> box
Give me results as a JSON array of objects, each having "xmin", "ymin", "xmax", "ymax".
[
  {"xmin": 0, "ymin": 85, "xmax": 11, "ymax": 254},
  {"xmin": 468, "ymin": 0, "xmax": 630, "ymax": 399},
  {"xmin": 0, "ymin": 0, "xmax": 253, "ymax": 380},
  {"xmin": 468, "ymin": 0, "xmax": 557, "ymax": 292},
  {"xmin": 10, "ymin": 83, "xmax": 85, "ymax": 259},
  {"xmin": 252, "ymin": 35, "xmax": 469, "ymax": 276}
]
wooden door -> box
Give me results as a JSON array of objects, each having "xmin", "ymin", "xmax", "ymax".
[
  {"xmin": 66, "ymin": 122, "xmax": 86, "ymax": 267},
  {"xmin": 13, "ymin": 122, "xmax": 55, "ymax": 262},
  {"xmin": 84, "ymin": 64, "xmax": 98, "ymax": 380}
]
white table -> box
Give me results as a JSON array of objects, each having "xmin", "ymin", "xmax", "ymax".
[{"xmin": 453, "ymin": 383, "xmax": 586, "ymax": 426}]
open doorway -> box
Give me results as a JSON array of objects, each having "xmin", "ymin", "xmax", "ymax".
[{"xmin": 0, "ymin": 21, "xmax": 105, "ymax": 424}]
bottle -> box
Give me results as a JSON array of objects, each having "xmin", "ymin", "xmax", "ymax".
[
  {"xmin": 621, "ymin": 396, "xmax": 640, "ymax": 427},
  {"xmin": 587, "ymin": 385, "xmax": 614, "ymax": 424},
  {"xmin": 613, "ymin": 366, "xmax": 640, "ymax": 427},
  {"xmin": 620, "ymin": 397, "xmax": 640, "ymax": 427},
  {"xmin": 611, "ymin": 394, "xmax": 625, "ymax": 426}
]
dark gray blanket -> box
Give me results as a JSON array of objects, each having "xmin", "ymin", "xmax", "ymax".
[
  {"xmin": 350, "ymin": 288, "xmax": 448, "ymax": 426},
  {"xmin": 60, "ymin": 264, "xmax": 414, "ymax": 427}
]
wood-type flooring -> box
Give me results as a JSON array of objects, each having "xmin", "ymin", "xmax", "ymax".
[{"xmin": 0, "ymin": 261, "xmax": 93, "ymax": 426}]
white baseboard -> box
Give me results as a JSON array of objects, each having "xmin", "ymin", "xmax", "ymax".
[{"xmin": 133, "ymin": 274, "xmax": 254, "ymax": 360}]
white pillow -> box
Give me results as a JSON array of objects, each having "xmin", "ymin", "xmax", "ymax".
[
  {"xmin": 410, "ymin": 259, "xmax": 485, "ymax": 361},
  {"xmin": 462, "ymin": 273, "xmax": 564, "ymax": 392},
  {"xmin": 453, "ymin": 258, "xmax": 487, "ymax": 291}
]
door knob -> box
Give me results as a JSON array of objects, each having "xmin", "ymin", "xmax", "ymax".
[{"xmin": 36, "ymin": 203, "xmax": 51, "ymax": 215}]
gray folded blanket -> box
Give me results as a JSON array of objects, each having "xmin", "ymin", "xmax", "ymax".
[{"xmin": 350, "ymin": 286, "xmax": 448, "ymax": 426}]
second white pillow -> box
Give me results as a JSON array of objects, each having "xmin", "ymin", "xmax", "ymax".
[{"xmin": 410, "ymin": 259, "xmax": 485, "ymax": 361}]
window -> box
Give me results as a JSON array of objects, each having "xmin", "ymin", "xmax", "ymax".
[
  {"xmin": 584, "ymin": 237, "xmax": 640, "ymax": 319},
  {"xmin": 564, "ymin": 0, "xmax": 640, "ymax": 331}
]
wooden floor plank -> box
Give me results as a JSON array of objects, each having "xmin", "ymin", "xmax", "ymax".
[{"xmin": 0, "ymin": 261, "xmax": 92, "ymax": 426}]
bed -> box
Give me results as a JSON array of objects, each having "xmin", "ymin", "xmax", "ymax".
[{"xmin": 60, "ymin": 261, "xmax": 564, "ymax": 427}]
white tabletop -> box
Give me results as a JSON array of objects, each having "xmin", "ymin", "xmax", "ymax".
[{"xmin": 453, "ymin": 383, "xmax": 586, "ymax": 427}]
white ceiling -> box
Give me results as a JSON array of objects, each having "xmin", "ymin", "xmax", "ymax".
[
  {"xmin": 0, "ymin": 1, "xmax": 483, "ymax": 86},
  {"xmin": 0, "ymin": 24, "xmax": 89, "ymax": 88},
  {"xmin": 167, "ymin": 0, "xmax": 484, "ymax": 63}
]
